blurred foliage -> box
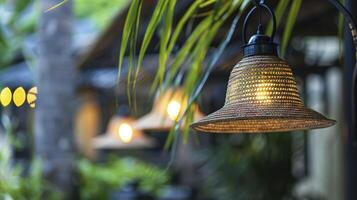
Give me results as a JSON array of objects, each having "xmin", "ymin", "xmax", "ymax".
[
  {"xmin": 78, "ymin": 157, "xmax": 169, "ymax": 200},
  {"xmin": 74, "ymin": 0, "xmax": 129, "ymax": 28},
  {"xmin": 0, "ymin": 0, "xmax": 37, "ymax": 68},
  {"xmin": 1, "ymin": 115, "xmax": 167, "ymax": 200},
  {"xmin": 0, "ymin": 115, "xmax": 63, "ymax": 200},
  {"xmin": 200, "ymin": 134, "xmax": 295, "ymax": 200},
  {"xmin": 0, "ymin": 0, "xmax": 128, "ymax": 69}
]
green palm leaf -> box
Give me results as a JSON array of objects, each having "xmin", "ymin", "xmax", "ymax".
[
  {"xmin": 151, "ymin": 0, "xmax": 203, "ymax": 93},
  {"xmin": 132, "ymin": 0, "xmax": 169, "ymax": 99},
  {"xmin": 266, "ymin": 0, "xmax": 290, "ymax": 36},
  {"xmin": 117, "ymin": 0, "xmax": 141, "ymax": 88},
  {"xmin": 280, "ymin": 0, "xmax": 302, "ymax": 57}
]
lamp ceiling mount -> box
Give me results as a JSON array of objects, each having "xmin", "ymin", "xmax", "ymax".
[{"xmin": 242, "ymin": 0, "xmax": 278, "ymax": 57}]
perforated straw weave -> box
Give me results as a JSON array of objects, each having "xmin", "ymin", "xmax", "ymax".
[{"xmin": 190, "ymin": 55, "xmax": 336, "ymax": 133}]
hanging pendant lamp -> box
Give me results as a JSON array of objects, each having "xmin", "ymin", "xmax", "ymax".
[
  {"xmin": 134, "ymin": 88, "xmax": 204, "ymax": 131},
  {"xmin": 93, "ymin": 115, "xmax": 156, "ymax": 149},
  {"xmin": 191, "ymin": 1, "xmax": 336, "ymax": 133}
]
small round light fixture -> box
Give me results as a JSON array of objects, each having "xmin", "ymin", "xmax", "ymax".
[{"xmin": 190, "ymin": 2, "xmax": 336, "ymax": 133}]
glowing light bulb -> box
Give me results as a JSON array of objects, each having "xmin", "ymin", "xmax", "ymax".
[
  {"xmin": 118, "ymin": 123, "xmax": 133, "ymax": 143},
  {"xmin": 167, "ymin": 100, "xmax": 181, "ymax": 120}
]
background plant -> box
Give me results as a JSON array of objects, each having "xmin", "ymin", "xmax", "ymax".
[
  {"xmin": 0, "ymin": 114, "xmax": 63, "ymax": 200},
  {"xmin": 199, "ymin": 134, "xmax": 295, "ymax": 200},
  {"xmin": 78, "ymin": 157, "xmax": 169, "ymax": 200}
]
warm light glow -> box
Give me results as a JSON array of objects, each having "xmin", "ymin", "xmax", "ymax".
[
  {"xmin": 118, "ymin": 123, "xmax": 134, "ymax": 143},
  {"xmin": 255, "ymin": 91, "xmax": 270, "ymax": 100},
  {"xmin": 0, "ymin": 87, "xmax": 12, "ymax": 107},
  {"xmin": 167, "ymin": 100, "xmax": 181, "ymax": 120},
  {"xmin": 255, "ymin": 83, "xmax": 272, "ymax": 103},
  {"xmin": 13, "ymin": 87, "xmax": 26, "ymax": 107}
]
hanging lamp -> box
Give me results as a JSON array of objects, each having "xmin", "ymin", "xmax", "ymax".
[
  {"xmin": 191, "ymin": 1, "xmax": 336, "ymax": 133},
  {"xmin": 93, "ymin": 115, "xmax": 156, "ymax": 149},
  {"xmin": 134, "ymin": 88, "xmax": 204, "ymax": 131}
]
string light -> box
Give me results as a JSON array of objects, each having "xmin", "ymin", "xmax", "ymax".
[
  {"xmin": 13, "ymin": 87, "xmax": 26, "ymax": 107},
  {"xmin": 27, "ymin": 87, "xmax": 37, "ymax": 108},
  {"xmin": 0, "ymin": 87, "xmax": 12, "ymax": 107}
]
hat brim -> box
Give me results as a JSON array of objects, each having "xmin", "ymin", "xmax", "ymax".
[
  {"xmin": 190, "ymin": 103, "xmax": 336, "ymax": 133},
  {"xmin": 134, "ymin": 111, "xmax": 204, "ymax": 132},
  {"xmin": 133, "ymin": 112, "xmax": 174, "ymax": 131},
  {"xmin": 92, "ymin": 135, "xmax": 156, "ymax": 149}
]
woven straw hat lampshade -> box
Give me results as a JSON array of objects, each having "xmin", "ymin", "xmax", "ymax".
[
  {"xmin": 191, "ymin": 55, "xmax": 336, "ymax": 133},
  {"xmin": 190, "ymin": 2, "xmax": 335, "ymax": 133},
  {"xmin": 134, "ymin": 88, "xmax": 204, "ymax": 131}
]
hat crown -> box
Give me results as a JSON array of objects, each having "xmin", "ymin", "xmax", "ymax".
[{"xmin": 225, "ymin": 55, "xmax": 303, "ymax": 106}]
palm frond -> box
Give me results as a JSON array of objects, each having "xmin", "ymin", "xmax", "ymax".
[
  {"xmin": 45, "ymin": 0, "xmax": 69, "ymax": 12},
  {"xmin": 132, "ymin": 0, "xmax": 169, "ymax": 96},
  {"xmin": 117, "ymin": 0, "xmax": 141, "ymax": 87},
  {"xmin": 266, "ymin": 0, "xmax": 290, "ymax": 36},
  {"xmin": 156, "ymin": 0, "xmax": 177, "ymax": 94},
  {"xmin": 117, "ymin": 0, "xmax": 142, "ymax": 106},
  {"xmin": 280, "ymin": 0, "xmax": 302, "ymax": 56},
  {"xmin": 165, "ymin": 4, "xmax": 244, "ymax": 161},
  {"xmin": 151, "ymin": 0, "xmax": 204, "ymax": 94}
]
